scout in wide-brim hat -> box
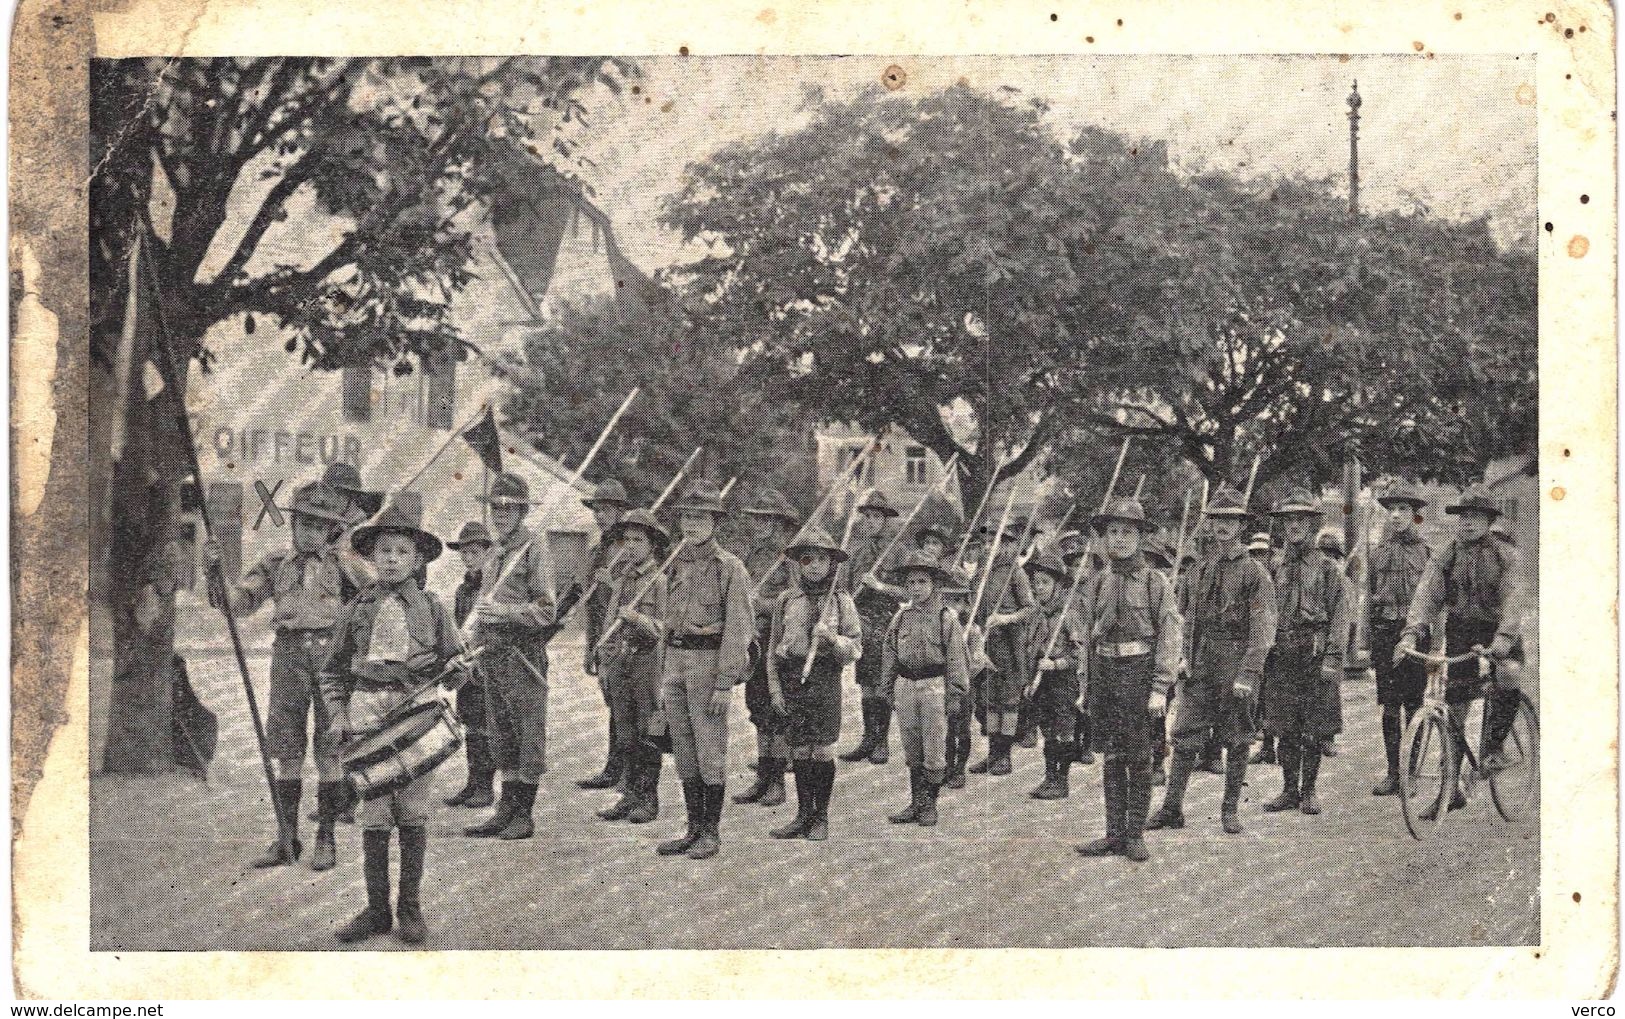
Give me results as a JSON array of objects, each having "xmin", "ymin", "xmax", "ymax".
[
  {"xmin": 480, "ymin": 471, "xmax": 534, "ymax": 508},
  {"xmin": 1091, "ymin": 496, "xmax": 1157, "ymax": 533},
  {"xmin": 1024, "ymin": 552, "xmax": 1072, "ymax": 586},
  {"xmin": 322, "ymin": 461, "xmax": 384, "ymax": 517},
  {"xmin": 888, "ymin": 549, "xmax": 952, "ymax": 586},
  {"xmin": 1444, "ymin": 485, "xmax": 1501, "ymax": 519},
  {"xmin": 742, "ymin": 488, "xmax": 800, "ymax": 526},
  {"xmin": 914, "ymin": 523, "xmax": 954, "ymax": 549},
  {"xmin": 671, "ymin": 481, "xmax": 730, "ymax": 516},
  {"xmin": 1317, "ymin": 529, "xmax": 1346, "ymax": 558},
  {"xmin": 352, "ymin": 502, "xmax": 443, "ymax": 563},
  {"xmin": 1377, "ymin": 480, "xmax": 1428, "ymax": 511},
  {"xmin": 855, "ymin": 489, "xmax": 900, "ymax": 518},
  {"xmin": 785, "ymin": 525, "xmax": 849, "ymax": 564},
  {"xmin": 1269, "ymin": 488, "xmax": 1323, "ymax": 517},
  {"xmin": 446, "ymin": 521, "xmax": 494, "ymax": 551},
  {"xmin": 288, "ymin": 482, "xmax": 354, "ymax": 526},
  {"xmin": 1203, "ymin": 486, "xmax": 1250, "ymax": 518},
  {"xmin": 606, "ymin": 508, "xmax": 671, "ymax": 554},
  {"xmin": 583, "ymin": 478, "xmax": 632, "ymax": 511}
]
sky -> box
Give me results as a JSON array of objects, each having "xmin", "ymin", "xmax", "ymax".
[{"xmin": 548, "ymin": 53, "xmax": 1535, "ymax": 299}]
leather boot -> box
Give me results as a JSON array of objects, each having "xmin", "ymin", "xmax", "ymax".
[
  {"xmin": 868, "ymin": 700, "xmax": 891, "ymax": 764},
  {"xmin": 687, "ymin": 783, "xmax": 723, "ymax": 859},
  {"xmin": 658, "ymin": 779, "xmax": 705, "ymax": 855},
  {"xmin": 1263, "ymin": 739, "xmax": 1301, "ymax": 812},
  {"xmin": 1299, "ymin": 740, "xmax": 1323, "ymax": 815},
  {"xmin": 735, "ymin": 755, "xmax": 775, "ymax": 803},
  {"xmin": 496, "ymin": 781, "xmax": 537, "ymax": 840},
  {"xmin": 578, "ymin": 721, "xmax": 623, "ymax": 789},
  {"xmin": 465, "ymin": 781, "xmax": 517, "ymax": 837},
  {"xmin": 394, "ymin": 825, "xmax": 427, "ymax": 944},
  {"xmin": 627, "ymin": 748, "xmax": 661, "ymax": 824},
  {"xmin": 967, "ymin": 733, "xmax": 994, "ymax": 774},
  {"xmin": 337, "ymin": 781, "xmax": 357, "ymax": 824},
  {"xmin": 1052, "ymin": 753, "xmax": 1072, "ymax": 798},
  {"xmin": 1077, "ymin": 757, "xmax": 1125, "ymax": 856},
  {"xmin": 335, "ymin": 829, "xmax": 392, "ymax": 942},
  {"xmin": 598, "ymin": 756, "xmax": 639, "ymax": 821},
  {"xmin": 1221, "ymin": 744, "xmax": 1248, "ymax": 834},
  {"xmin": 446, "ymin": 730, "xmax": 494, "ymax": 807},
  {"xmin": 1029, "ymin": 743, "xmax": 1059, "ymax": 798},
  {"xmin": 1016, "ymin": 701, "xmax": 1038, "ymax": 749},
  {"xmin": 1374, "ymin": 709, "xmax": 1403, "ymax": 796},
  {"xmin": 252, "ymin": 779, "xmax": 303, "ymax": 868},
  {"xmin": 1121, "ymin": 757, "xmax": 1153, "ymax": 862},
  {"xmin": 1147, "ymin": 751, "xmax": 1194, "ymax": 830},
  {"xmin": 916, "ymin": 769, "xmax": 941, "ymax": 827},
  {"xmin": 771, "ymin": 760, "xmax": 815, "ymax": 839},
  {"xmin": 889, "ymin": 767, "xmax": 923, "ymax": 823},
  {"xmin": 945, "ymin": 720, "xmax": 968, "ymax": 789},
  {"xmin": 840, "ymin": 700, "xmax": 877, "ymax": 762},
  {"xmin": 988, "ymin": 734, "xmax": 1013, "ymax": 776},
  {"xmin": 1199, "ymin": 737, "xmax": 1226, "ymax": 774},
  {"xmin": 760, "ymin": 758, "xmax": 787, "ymax": 806},
  {"xmin": 311, "ymin": 781, "xmax": 340, "ymax": 872},
  {"xmin": 805, "ymin": 760, "xmax": 834, "ymax": 841}
]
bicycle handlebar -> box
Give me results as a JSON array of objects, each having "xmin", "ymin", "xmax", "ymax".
[{"xmin": 1402, "ymin": 645, "xmax": 1495, "ymax": 667}]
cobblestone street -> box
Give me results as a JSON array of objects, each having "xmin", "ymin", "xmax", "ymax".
[{"xmin": 89, "ymin": 629, "xmax": 1539, "ymax": 951}]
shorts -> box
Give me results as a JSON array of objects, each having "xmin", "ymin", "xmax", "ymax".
[{"xmin": 268, "ymin": 630, "xmax": 338, "ymax": 765}]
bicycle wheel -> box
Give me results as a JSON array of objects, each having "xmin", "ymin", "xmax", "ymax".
[
  {"xmin": 1489, "ymin": 692, "xmax": 1539, "ymax": 822},
  {"xmin": 1399, "ymin": 708, "xmax": 1456, "ymax": 841}
]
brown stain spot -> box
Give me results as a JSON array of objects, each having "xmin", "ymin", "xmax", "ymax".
[
  {"xmin": 1050, "ymin": 12, "xmax": 1058, "ymax": 21},
  {"xmin": 756, "ymin": 7, "xmax": 776, "ymax": 24},
  {"xmin": 630, "ymin": 85, "xmax": 640, "ymax": 95},
  {"xmin": 1339, "ymin": 53, "xmax": 1351, "ymax": 63},
  {"xmin": 1545, "ymin": 11, "xmax": 1556, "ymax": 22},
  {"xmin": 453, "ymin": 471, "xmax": 464, "ymax": 481},
  {"xmin": 1565, "ymin": 27, "xmax": 1574, "ymax": 38},
  {"xmin": 1551, "ymin": 486, "xmax": 1566, "ymax": 501},
  {"xmin": 1413, "ymin": 40, "xmax": 1425, "ymax": 52},
  {"xmin": 1413, "ymin": 514, "xmax": 1424, "ymax": 526},
  {"xmin": 1567, "ymin": 234, "xmax": 1590, "ymax": 258},
  {"xmin": 1573, "ymin": 892, "xmax": 1582, "ymax": 903},
  {"xmin": 1086, "ymin": 35, "xmax": 1095, "ymax": 43},
  {"xmin": 1563, "ymin": 447, "xmax": 1572, "ymax": 457},
  {"xmin": 1581, "ymin": 194, "xmax": 1590, "ymax": 204},
  {"xmin": 1515, "ymin": 83, "xmax": 1537, "ymax": 106},
  {"xmin": 662, "ymin": 100, "xmax": 675, "ymax": 113},
  {"xmin": 1116, "ymin": 18, "xmax": 1124, "ymax": 26},
  {"xmin": 1454, "ymin": 11, "xmax": 1462, "ymax": 19},
  {"xmin": 881, "ymin": 64, "xmax": 907, "ymax": 91},
  {"xmin": 679, "ymin": 45, "xmax": 690, "ymax": 56},
  {"xmin": 1544, "ymin": 221, "xmax": 1554, "ymax": 233}
]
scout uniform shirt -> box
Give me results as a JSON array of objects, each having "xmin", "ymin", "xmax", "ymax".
[
  {"xmin": 1181, "ymin": 543, "xmax": 1277, "ymax": 696},
  {"xmin": 602, "ymin": 555, "xmax": 668, "ymax": 662},
  {"xmin": 745, "ymin": 540, "xmax": 796, "ymax": 626},
  {"xmin": 665, "ymin": 538, "xmax": 755, "ymax": 690},
  {"xmin": 1025, "ymin": 595, "xmax": 1087, "ymax": 678},
  {"xmin": 1272, "ymin": 540, "xmax": 1348, "ymax": 667},
  {"xmin": 1369, "ymin": 529, "xmax": 1431, "ymax": 625},
  {"xmin": 581, "ymin": 537, "xmax": 628, "ymax": 658},
  {"xmin": 975, "ymin": 548, "xmax": 1037, "ymax": 627},
  {"xmin": 477, "ymin": 525, "xmax": 558, "ymax": 648},
  {"xmin": 768, "ymin": 582, "xmax": 863, "ymax": 672},
  {"xmin": 234, "ymin": 547, "xmax": 350, "ymax": 632},
  {"xmin": 1403, "ymin": 532, "xmax": 1524, "ymax": 646},
  {"xmin": 1078, "ymin": 559, "xmax": 1182, "ymax": 700},
  {"xmin": 880, "ymin": 595, "xmax": 971, "ymax": 706},
  {"xmin": 317, "ymin": 579, "xmax": 463, "ymax": 719}
]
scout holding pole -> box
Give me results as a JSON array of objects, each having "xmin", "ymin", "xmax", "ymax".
[
  {"xmin": 859, "ymin": 453, "xmax": 961, "ymax": 586},
  {"xmin": 751, "ymin": 436, "xmax": 881, "ymax": 600},
  {"xmin": 1039, "ymin": 438, "xmax": 1134, "ymax": 667},
  {"xmin": 965, "ymin": 483, "xmax": 1020, "ymax": 627},
  {"xmin": 133, "ymin": 228, "xmax": 295, "ymax": 863},
  {"xmin": 800, "ymin": 493, "xmax": 866, "ymax": 683}
]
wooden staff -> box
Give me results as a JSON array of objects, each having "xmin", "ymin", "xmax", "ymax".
[
  {"xmin": 464, "ymin": 387, "xmax": 640, "ymax": 641},
  {"xmin": 1133, "ymin": 473, "xmax": 1147, "ymax": 499},
  {"xmin": 966, "ymin": 483, "xmax": 1020, "ymax": 627},
  {"xmin": 1039, "ymin": 438, "xmax": 1134, "ymax": 664},
  {"xmin": 953, "ymin": 459, "xmax": 1004, "ymax": 566},
  {"xmin": 1169, "ymin": 487, "xmax": 1194, "ymax": 594},
  {"xmin": 1075, "ymin": 436, "xmax": 1135, "ymax": 567},
  {"xmin": 859, "ymin": 452, "xmax": 961, "ymax": 585},
  {"xmin": 594, "ymin": 477, "xmax": 739, "ymax": 653},
  {"xmin": 1241, "ymin": 452, "xmax": 1262, "ymax": 509},
  {"xmin": 800, "ymin": 495, "xmax": 864, "ymax": 683},
  {"xmin": 750, "ymin": 435, "xmax": 880, "ymax": 599},
  {"xmin": 985, "ymin": 501, "xmax": 1041, "ymax": 612}
]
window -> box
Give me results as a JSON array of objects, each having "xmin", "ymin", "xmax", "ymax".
[
  {"xmin": 905, "ymin": 445, "xmax": 928, "ymax": 486},
  {"xmin": 341, "ymin": 363, "xmax": 372, "ymax": 423}
]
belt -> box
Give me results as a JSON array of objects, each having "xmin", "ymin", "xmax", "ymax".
[
  {"xmin": 897, "ymin": 662, "xmax": 947, "ymax": 680},
  {"xmin": 667, "ymin": 632, "xmax": 723, "ymax": 651},
  {"xmin": 1096, "ymin": 640, "xmax": 1151, "ymax": 659},
  {"xmin": 277, "ymin": 628, "xmax": 331, "ymax": 641}
]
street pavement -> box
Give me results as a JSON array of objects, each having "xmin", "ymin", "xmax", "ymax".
[{"xmin": 89, "ymin": 627, "xmax": 1539, "ymax": 951}]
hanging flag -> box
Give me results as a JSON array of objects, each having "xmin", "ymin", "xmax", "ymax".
[{"xmin": 461, "ymin": 405, "xmax": 504, "ymax": 474}]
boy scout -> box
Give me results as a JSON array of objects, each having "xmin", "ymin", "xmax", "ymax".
[
  {"xmin": 880, "ymin": 552, "xmax": 970, "ymax": 826},
  {"xmin": 208, "ymin": 481, "xmax": 355, "ymax": 871},
  {"xmin": 1022, "ymin": 553, "xmax": 1087, "ymax": 799},
  {"xmin": 737, "ymin": 489, "xmax": 801, "ymax": 808},
  {"xmin": 444, "ymin": 522, "xmax": 495, "ymax": 809},
  {"xmin": 656, "ymin": 482, "xmax": 754, "ymax": 860},
  {"xmin": 1074, "ymin": 498, "xmax": 1181, "ymax": 862},
  {"xmin": 578, "ymin": 479, "xmax": 633, "ymax": 792},
  {"xmin": 319, "ymin": 504, "xmax": 467, "ymax": 944},
  {"xmin": 765, "ymin": 527, "xmax": 862, "ymax": 840},
  {"xmin": 1368, "ymin": 481, "xmax": 1432, "ymax": 796},
  {"xmin": 1148, "ymin": 487, "xmax": 1277, "ymax": 835},
  {"xmin": 967, "ymin": 519, "xmax": 1037, "ymax": 776},
  {"xmin": 915, "ymin": 524, "xmax": 953, "ymax": 567},
  {"xmin": 940, "ymin": 568, "xmax": 983, "ymax": 789},
  {"xmin": 594, "ymin": 509, "xmax": 670, "ymax": 824},
  {"xmin": 1396, "ymin": 485, "xmax": 1525, "ymax": 816},
  {"xmin": 465, "ymin": 472, "xmax": 557, "ymax": 842},
  {"xmin": 841, "ymin": 490, "xmax": 904, "ymax": 765},
  {"xmin": 1261, "ymin": 490, "xmax": 1347, "ymax": 817}
]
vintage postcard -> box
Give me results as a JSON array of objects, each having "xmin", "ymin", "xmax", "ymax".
[{"xmin": 11, "ymin": 0, "xmax": 1618, "ymax": 1000}]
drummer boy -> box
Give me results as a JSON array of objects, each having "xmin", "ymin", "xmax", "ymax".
[{"xmin": 318, "ymin": 503, "xmax": 468, "ymax": 945}]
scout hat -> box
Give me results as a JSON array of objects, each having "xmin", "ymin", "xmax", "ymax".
[
  {"xmin": 322, "ymin": 462, "xmax": 384, "ymax": 516},
  {"xmin": 607, "ymin": 508, "xmax": 671, "ymax": 554},
  {"xmin": 785, "ymin": 525, "xmax": 849, "ymax": 564},
  {"xmin": 743, "ymin": 488, "xmax": 800, "ymax": 525},
  {"xmin": 446, "ymin": 521, "xmax": 494, "ymax": 550},
  {"xmin": 1247, "ymin": 531, "xmax": 1273, "ymax": 555},
  {"xmin": 1203, "ymin": 486, "xmax": 1250, "ymax": 518},
  {"xmin": 288, "ymin": 482, "xmax": 353, "ymax": 525},
  {"xmin": 1316, "ymin": 529, "xmax": 1346, "ymax": 558},
  {"xmin": 1091, "ymin": 496, "xmax": 1156, "ymax": 533},
  {"xmin": 672, "ymin": 481, "xmax": 730, "ymax": 516},
  {"xmin": 889, "ymin": 549, "xmax": 951, "ymax": 586},
  {"xmin": 940, "ymin": 566, "xmax": 973, "ymax": 597},
  {"xmin": 1377, "ymin": 480, "xmax": 1428, "ymax": 510},
  {"xmin": 1444, "ymin": 484, "xmax": 1501, "ymax": 519},
  {"xmin": 1024, "ymin": 552, "xmax": 1072, "ymax": 586},
  {"xmin": 481, "ymin": 471, "xmax": 533, "ymax": 508},
  {"xmin": 855, "ymin": 489, "xmax": 900, "ymax": 518},
  {"xmin": 352, "ymin": 501, "xmax": 442, "ymax": 563},
  {"xmin": 914, "ymin": 523, "xmax": 953, "ymax": 549},
  {"xmin": 583, "ymin": 478, "xmax": 632, "ymax": 511},
  {"xmin": 1056, "ymin": 529, "xmax": 1084, "ymax": 548},
  {"xmin": 1270, "ymin": 488, "xmax": 1323, "ymax": 517}
]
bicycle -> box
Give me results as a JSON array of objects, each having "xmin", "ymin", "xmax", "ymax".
[{"xmin": 1396, "ymin": 646, "xmax": 1539, "ymax": 841}]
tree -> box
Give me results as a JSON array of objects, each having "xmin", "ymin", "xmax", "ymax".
[
  {"xmin": 91, "ymin": 56, "xmax": 631, "ymax": 772},
  {"xmin": 659, "ymin": 85, "xmax": 1166, "ymax": 508},
  {"xmin": 493, "ymin": 295, "xmax": 817, "ymax": 522}
]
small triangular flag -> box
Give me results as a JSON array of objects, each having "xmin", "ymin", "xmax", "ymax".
[{"xmin": 461, "ymin": 406, "xmax": 504, "ymax": 474}]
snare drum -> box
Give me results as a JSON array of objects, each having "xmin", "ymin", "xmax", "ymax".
[{"xmin": 340, "ymin": 699, "xmax": 464, "ymax": 801}]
